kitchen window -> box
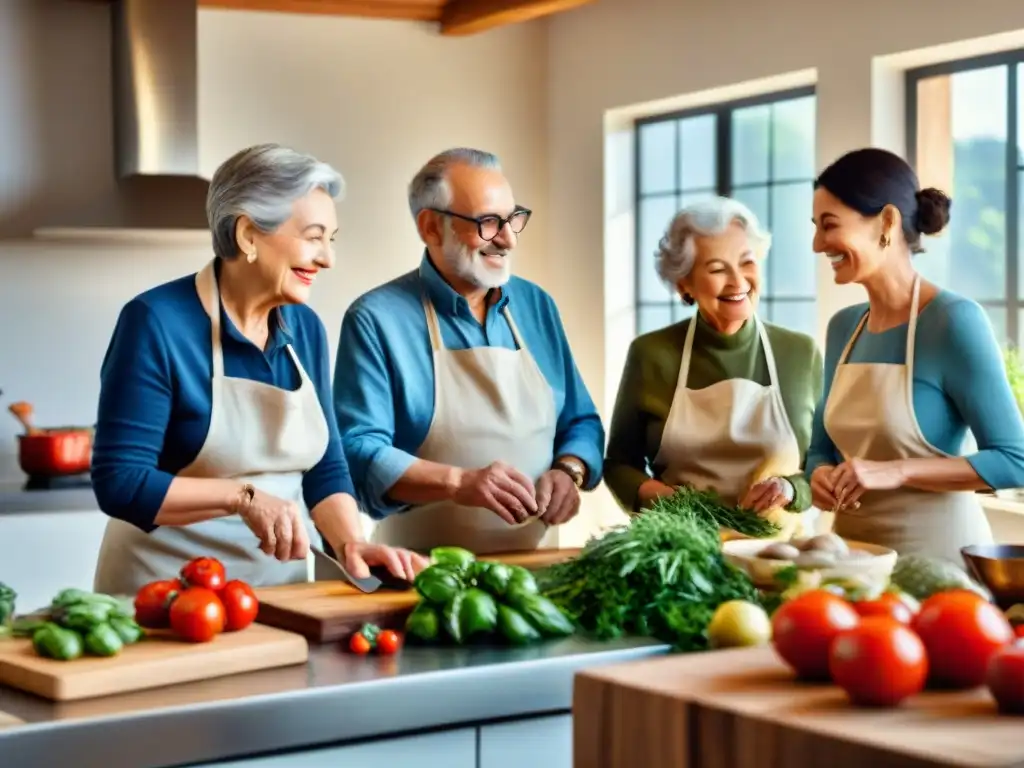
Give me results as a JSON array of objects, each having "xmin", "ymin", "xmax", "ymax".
[
  {"xmin": 907, "ymin": 51, "xmax": 1024, "ymax": 347},
  {"xmin": 634, "ymin": 87, "xmax": 818, "ymax": 337}
]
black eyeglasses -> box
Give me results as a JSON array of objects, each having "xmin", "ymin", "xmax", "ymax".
[{"xmin": 429, "ymin": 207, "xmax": 532, "ymax": 241}]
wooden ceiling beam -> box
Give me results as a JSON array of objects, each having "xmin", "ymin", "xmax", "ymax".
[
  {"xmin": 198, "ymin": 0, "xmax": 443, "ymax": 22},
  {"xmin": 439, "ymin": 0, "xmax": 595, "ymax": 36}
]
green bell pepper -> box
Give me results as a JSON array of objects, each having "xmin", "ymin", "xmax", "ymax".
[
  {"xmin": 477, "ymin": 562, "xmax": 513, "ymax": 597},
  {"xmin": 497, "ymin": 604, "xmax": 542, "ymax": 645},
  {"xmin": 84, "ymin": 623, "xmax": 124, "ymax": 657},
  {"xmin": 507, "ymin": 593, "xmax": 574, "ymax": 637},
  {"xmin": 32, "ymin": 622, "xmax": 84, "ymax": 661},
  {"xmin": 430, "ymin": 546, "xmax": 476, "ymax": 569},
  {"xmin": 405, "ymin": 603, "xmax": 441, "ymax": 643},
  {"xmin": 414, "ymin": 566, "xmax": 464, "ymax": 605},
  {"xmin": 109, "ymin": 616, "xmax": 145, "ymax": 645}
]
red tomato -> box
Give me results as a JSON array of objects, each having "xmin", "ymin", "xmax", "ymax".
[
  {"xmin": 1014, "ymin": 624, "xmax": 1024, "ymax": 640},
  {"xmin": 912, "ymin": 591, "xmax": 1013, "ymax": 689},
  {"xmin": 169, "ymin": 587, "xmax": 226, "ymax": 643},
  {"xmin": 220, "ymin": 580, "xmax": 259, "ymax": 632},
  {"xmin": 134, "ymin": 579, "xmax": 182, "ymax": 629},
  {"xmin": 180, "ymin": 557, "xmax": 227, "ymax": 591},
  {"xmin": 376, "ymin": 630, "xmax": 401, "ymax": 655},
  {"xmin": 349, "ymin": 632, "xmax": 371, "ymax": 654},
  {"xmin": 771, "ymin": 590, "xmax": 861, "ymax": 680},
  {"xmin": 829, "ymin": 617, "xmax": 928, "ymax": 707},
  {"xmin": 854, "ymin": 593, "xmax": 914, "ymax": 625},
  {"xmin": 987, "ymin": 643, "xmax": 1024, "ymax": 714}
]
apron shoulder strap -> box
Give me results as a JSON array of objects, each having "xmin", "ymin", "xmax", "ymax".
[
  {"xmin": 754, "ymin": 316, "xmax": 781, "ymax": 387},
  {"xmin": 196, "ymin": 260, "xmax": 225, "ymax": 379},
  {"xmin": 501, "ymin": 305, "xmax": 528, "ymax": 351},
  {"xmin": 836, "ymin": 309, "xmax": 870, "ymax": 366},
  {"xmin": 421, "ymin": 295, "xmax": 445, "ymax": 352}
]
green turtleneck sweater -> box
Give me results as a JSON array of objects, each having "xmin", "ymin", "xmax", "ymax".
[{"xmin": 605, "ymin": 313, "xmax": 823, "ymax": 514}]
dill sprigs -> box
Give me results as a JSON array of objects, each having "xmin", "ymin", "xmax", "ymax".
[{"xmin": 647, "ymin": 486, "xmax": 781, "ymax": 539}]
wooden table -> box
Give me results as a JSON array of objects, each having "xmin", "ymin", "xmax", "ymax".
[{"xmin": 573, "ymin": 646, "xmax": 1024, "ymax": 768}]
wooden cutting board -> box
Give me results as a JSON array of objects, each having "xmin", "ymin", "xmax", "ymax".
[
  {"xmin": 573, "ymin": 646, "xmax": 1024, "ymax": 768},
  {"xmin": 255, "ymin": 547, "xmax": 581, "ymax": 643},
  {"xmin": 0, "ymin": 623, "xmax": 308, "ymax": 702}
]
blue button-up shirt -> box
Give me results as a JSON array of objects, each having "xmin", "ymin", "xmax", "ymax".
[
  {"xmin": 333, "ymin": 254, "xmax": 605, "ymax": 519},
  {"xmin": 91, "ymin": 263, "xmax": 354, "ymax": 532}
]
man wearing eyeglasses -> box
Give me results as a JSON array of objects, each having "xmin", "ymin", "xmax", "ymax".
[{"xmin": 333, "ymin": 148, "xmax": 604, "ymax": 555}]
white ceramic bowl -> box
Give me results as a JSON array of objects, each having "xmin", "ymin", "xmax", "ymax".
[{"xmin": 721, "ymin": 537, "xmax": 898, "ymax": 589}]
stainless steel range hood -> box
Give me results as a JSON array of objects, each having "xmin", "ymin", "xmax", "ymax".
[{"xmin": 34, "ymin": 0, "xmax": 210, "ymax": 245}]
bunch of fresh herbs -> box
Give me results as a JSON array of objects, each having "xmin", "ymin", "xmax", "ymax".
[
  {"xmin": 648, "ymin": 486, "xmax": 781, "ymax": 538},
  {"xmin": 536, "ymin": 504, "xmax": 761, "ymax": 652}
]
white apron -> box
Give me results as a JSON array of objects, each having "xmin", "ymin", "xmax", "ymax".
[
  {"xmin": 93, "ymin": 260, "xmax": 329, "ymax": 595},
  {"xmin": 824, "ymin": 276, "xmax": 992, "ymax": 564},
  {"xmin": 371, "ymin": 295, "xmax": 558, "ymax": 555},
  {"xmin": 653, "ymin": 315, "xmax": 812, "ymax": 540}
]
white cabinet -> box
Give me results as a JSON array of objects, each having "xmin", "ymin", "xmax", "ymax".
[
  {"xmin": 0, "ymin": 511, "xmax": 108, "ymax": 610},
  {"xmin": 190, "ymin": 729, "xmax": 477, "ymax": 768},
  {"xmin": 479, "ymin": 714, "xmax": 573, "ymax": 768}
]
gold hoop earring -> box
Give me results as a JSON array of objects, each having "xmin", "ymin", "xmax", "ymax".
[
  {"xmin": 246, "ymin": 250, "xmax": 257, "ymax": 264},
  {"xmin": 879, "ymin": 235, "xmax": 890, "ymax": 249}
]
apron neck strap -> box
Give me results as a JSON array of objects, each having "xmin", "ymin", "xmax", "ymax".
[
  {"xmin": 421, "ymin": 295, "xmax": 530, "ymax": 352},
  {"xmin": 679, "ymin": 314, "xmax": 776, "ymax": 387},
  {"xmin": 197, "ymin": 260, "xmax": 225, "ymax": 378},
  {"xmin": 836, "ymin": 274, "xmax": 923, "ymax": 369}
]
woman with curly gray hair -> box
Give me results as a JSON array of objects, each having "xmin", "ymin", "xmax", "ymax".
[
  {"xmin": 605, "ymin": 196, "xmax": 824, "ymax": 539},
  {"xmin": 92, "ymin": 143, "xmax": 426, "ymax": 595}
]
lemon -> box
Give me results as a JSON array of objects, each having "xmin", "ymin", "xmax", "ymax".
[{"xmin": 707, "ymin": 600, "xmax": 772, "ymax": 649}]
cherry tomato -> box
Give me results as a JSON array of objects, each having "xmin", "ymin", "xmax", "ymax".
[
  {"xmin": 772, "ymin": 590, "xmax": 861, "ymax": 680},
  {"xmin": 912, "ymin": 590, "xmax": 1013, "ymax": 689},
  {"xmin": 829, "ymin": 617, "xmax": 928, "ymax": 707},
  {"xmin": 376, "ymin": 630, "xmax": 401, "ymax": 655},
  {"xmin": 134, "ymin": 579, "xmax": 182, "ymax": 629},
  {"xmin": 854, "ymin": 593, "xmax": 914, "ymax": 625},
  {"xmin": 987, "ymin": 643, "xmax": 1024, "ymax": 714},
  {"xmin": 219, "ymin": 580, "xmax": 259, "ymax": 632},
  {"xmin": 169, "ymin": 587, "xmax": 226, "ymax": 643},
  {"xmin": 349, "ymin": 632, "xmax": 371, "ymax": 654},
  {"xmin": 180, "ymin": 557, "xmax": 227, "ymax": 591}
]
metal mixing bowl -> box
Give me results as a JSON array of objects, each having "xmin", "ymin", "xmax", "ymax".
[{"xmin": 961, "ymin": 544, "xmax": 1024, "ymax": 609}]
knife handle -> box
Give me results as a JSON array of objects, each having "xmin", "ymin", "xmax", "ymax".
[{"xmin": 368, "ymin": 564, "xmax": 414, "ymax": 590}]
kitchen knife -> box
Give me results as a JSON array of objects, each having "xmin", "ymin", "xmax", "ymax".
[{"xmin": 311, "ymin": 545, "xmax": 382, "ymax": 593}]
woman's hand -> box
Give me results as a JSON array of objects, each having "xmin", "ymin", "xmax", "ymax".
[
  {"xmin": 831, "ymin": 459, "xmax": 906, "ymax": 506},
  {"xmin": 810, "ymin": 465, "xmax": 840, "ymax": 511},
  {"xmin": 636, "ymin": 479, "xmax": 676, "ymax": 509},
  {"xmin": 741, "ymin": 477, "xmax": 793, "ymax": 515},
  {"xmin": 237, "ymin": 489, "xmax": 310, "ymax": 561},
  {"xmin": 338, "ymin": 541, "xmax": 428, "ymax": 582}
]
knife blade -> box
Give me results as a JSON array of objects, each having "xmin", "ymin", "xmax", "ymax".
[{"xmin": 311, "ymin": 545, "xmax": 382, "ymax": 593}]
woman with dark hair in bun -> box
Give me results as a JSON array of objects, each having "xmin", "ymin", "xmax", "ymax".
[{"xmin": 805, "ymin": 147, "xmax": 1024, "ymax": 562}]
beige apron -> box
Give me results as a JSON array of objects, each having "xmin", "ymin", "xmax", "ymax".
[
  {"xmin": 93, "ymin": 260, "xmax": 329, "ymax": 595},
  {"xmin": 653, "ymin": 314, "xmax": 812, "ymax": 540},
  {"xmin": 824, "ymin": 275, "xmax": 993, "ymax": 563},
  {"xmin": 371, "ymin": 295, "xmax": 557, "ymax": 555}
]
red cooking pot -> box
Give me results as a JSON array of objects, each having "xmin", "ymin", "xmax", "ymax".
[{"xmin": 18, "ymin": 427, "xmax": 93, "ymax": 477}]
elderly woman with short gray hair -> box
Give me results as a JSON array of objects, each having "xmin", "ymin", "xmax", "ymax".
[
  {"xmin": 92, "ymin": 143, "xmax": 426, "ymax": 595},
  {"xmin": 605, "ymin": 197, "xmax": 823, "ymax": 539}
]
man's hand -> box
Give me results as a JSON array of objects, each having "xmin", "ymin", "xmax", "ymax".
[
  {"xmin": 453, "ymin": 461, "xmax": 538, "ymax": 524},
  {"xmin": 741, "ymin": 477, "xmax": 793, "ymax": 516},
  {"xmin": 338, "ymin": 541, "xmax": 428, "ymax": 582},
  {"xmin": 536, "ymin": 469, "xmax": 581, "ymax": 526}
]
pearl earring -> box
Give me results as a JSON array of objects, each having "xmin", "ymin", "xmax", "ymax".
[{"xmin": 246, "ymin": 250, "xmax": 257, "ymax": 264}]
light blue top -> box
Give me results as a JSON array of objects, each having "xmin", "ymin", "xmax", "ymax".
[
  {"xmin": 333, "ymin": 254, "xmax": 606, "ymax": 519},
  {"xmin": 805, "ymin": 289, "xmax": 1024, "ymax": 488}
]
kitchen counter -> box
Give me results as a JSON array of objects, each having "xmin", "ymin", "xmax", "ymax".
[
  {"xmin": 0, "ymin": 636, "xmax": 668, "ymax": 767},
  {"xmin": 0, "ymin": 480, "xmax": 97, "ymax": 514}
]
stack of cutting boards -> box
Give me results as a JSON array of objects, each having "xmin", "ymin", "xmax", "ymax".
[
  {"xmin": 254, "ymin": 548, "xmax": 581, "ymax": 643},
  {"xmin": 0, "ymin": 623, "xmax": 309, "ymax": 702}
]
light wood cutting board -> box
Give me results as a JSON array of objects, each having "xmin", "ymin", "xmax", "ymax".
[
  {"xmin": 0, "ymin": 623, "xmax": 308, "ymax": 702},
  {"xmin": 573, "ymin": 646, "xmax": 1024, "ymax": 768},
  {"xmin": 255, "ymin": 547, "xmax": 581, "ymax": 643}
]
